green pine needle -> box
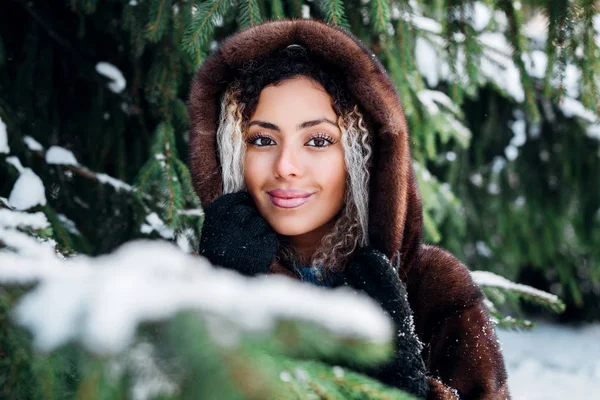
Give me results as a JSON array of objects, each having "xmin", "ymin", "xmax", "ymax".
[
  {"xmin": 237, "ymin": 0, "xmax": 263, "ymax": 29},
  {"xmin": 317, "ymin": 0, "xmax": 351, "ymax": 30},
  {"xmin": 271, "ymin": 0, "xmax": 285, "ymax": 19},
  {"xmin": 182, "ymin": 0, "xmax": 231, "ymax": 57},
  {"xmin": 146, "ymin": 0, "xmax": 172, "ymax": 42},
  {"xmin": 370, "ymin": 0, "xmax": 391, "ymax": 35}
]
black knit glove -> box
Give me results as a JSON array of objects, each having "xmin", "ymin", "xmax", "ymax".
[
  {"xmin": 343, "ymin": 247, "xmax": 429, "ymax": 399},
  {"xmin": 198, "ymin": 192, "xmax": 278, "ymax": 276}
]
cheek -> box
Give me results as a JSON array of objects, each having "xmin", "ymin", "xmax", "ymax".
[
  {"xmin": 243, "ymin": 152, "xmax": 269, "ymax": 191},
  {"xmin": 311, "ymin": 152, "xmax": 346, "ymax": 206}
]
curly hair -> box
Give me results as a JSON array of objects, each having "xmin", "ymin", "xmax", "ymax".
[{"xmin": 216, "ymin": 45, "xmax": 373, "ymax": 276}]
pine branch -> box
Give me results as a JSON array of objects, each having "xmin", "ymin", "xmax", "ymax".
[
  {"xmin": 316, "ymin": 0, "xmax": 350, "ymax": 30},
  {"xmin": 26, "ymin": 143, "xmax": 135, "ymax": 194},
  {"xmin": 182, "ymin": 0, "xmax": 231, "ymax": 60},
  {"xmin": 443, "ymin": 0, "xmax": 467, "ymax": 103},
  {"xmin": 472, "ymin": 270, "xmax": 566, "ymax": 314},
  {"xmin": 237, "ymin": 0, "xmax": 263, "ymax": 29},
  {"xmin": 271, "ymin": 0, "xmax": 285, "ymax": 19},
  {"xmin": 580, "ymin": 0, "xmax": 600, "ymax": 116},
  {"xmin": 496, "ymin": 0, "xmax": 541, "ymax": 122},
  {"xmin": 370, "ymin": 0, "xmax": 392, "ymax": 35},
  {"xmin": 542, "ymin": 0, "xmax": 572, "ymax": 101},
  {"xmin": 146, "ymin": 0, "xmax": 172, "ymax": 42}
]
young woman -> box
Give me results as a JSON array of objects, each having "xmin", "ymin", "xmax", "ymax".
[{"xmin": 188, "ymin": 19, "xmax": 509, "ymax": 400}]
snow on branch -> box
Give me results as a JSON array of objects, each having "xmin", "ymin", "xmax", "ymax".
[
  {"xmin": 46, "ymin": 146, "xmax": 79, "ymax": 166},
  {"xmin": 0, "ymin": 209, "xmax": 49, "ymax": 230},
  {"xmin": 96, "ymin": 62, "xmax": 127, "ymax": 93},
  {"xmin": 472, "ymin": 270, "xmax": 565, "ymax": 313},
  {"xmin": 8, "ymin": 168, "xmax": 47, "ymax": 210},
  {"xmin": 39, "ymin": 145, "xmax": 134, "ymax": 192},
  {"xmin": 0, "ymin": 240, "xmax": 392, "ymax": 355},
  {"xmin": 0, "ymin": 116, "xmax": 8, "ymax": 154}
]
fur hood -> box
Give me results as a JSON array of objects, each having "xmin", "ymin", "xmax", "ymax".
[
  {"xmin": 187, "ymin": 18, "xmax": 423, "ymax": 277},
  {"xmin": 188, "ymin": 19, "xmax": 509, "ymax": 400}
]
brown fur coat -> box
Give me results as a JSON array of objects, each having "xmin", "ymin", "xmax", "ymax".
[{"xmin": 187, "ymin": 19, "xmax": 510, "ymax": 400}]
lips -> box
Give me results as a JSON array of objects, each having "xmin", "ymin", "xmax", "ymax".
[{"xmin": 267, "ymin": 189, "xmax": 315, "ymax": 209}]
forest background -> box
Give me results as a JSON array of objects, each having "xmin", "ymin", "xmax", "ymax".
[{"xmin": 0, "ymin": 0, "xmax": 599, "ymax": 399}]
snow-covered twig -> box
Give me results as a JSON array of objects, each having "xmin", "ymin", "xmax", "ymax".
[
  {"xmin": 472, "ymin": 270, "xmax": 565, "ymax": 313},
  {"xmin": 0, "ymin": 240, "xmax": 392, "ymax": 355}
]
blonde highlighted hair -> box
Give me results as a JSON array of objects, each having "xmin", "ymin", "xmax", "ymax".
[{"xmin": 216, "ymin": 83, "xmax": 373, "ymax": 275}]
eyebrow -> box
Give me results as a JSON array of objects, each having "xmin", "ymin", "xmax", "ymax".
[{"xmin": 248, "ymin": 118, "xmax": 338, "ymax": 132}]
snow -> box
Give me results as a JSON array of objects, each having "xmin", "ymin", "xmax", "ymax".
[
  {"xmin": 177, "ymin": 209, "xmax": 204, "ymax": 217},
  {"xmin": 0, "ymin": 228, "xmax": 58, "ymax": 259},
  {"xmin": 498, "ymin": 322, "xmax": 600, "ymax": 399},
  {"xmin": 0, "ymin": 116, "xmax": 8, "ymax": 154},
  {"xmin": 474, "ymin": 241, "xmax": 492, "ymax": 257},
  {"xmin": 564, "ymin": 64, "xmax": 581, "ymax": 99},
  {"xmin": 523, "ymin": 50, "xmax": 547, "ymax": 79},
  {"xmin": 491, "ymin": 156, "xmax": 506, "ymax": 174},
  {"xmin": 479, "ymin": 32, "xmax": 512, "ymax": 55},
  {"xmin": 522, "ymin": 51, "xmax": 580, "ymax": 99},
  {"xmin": 487, "ymin": 182, "xmax": 500, "ymax": 195},
  {"xmin": 175, "ymin": 228, "xmax": 194, "ymax": 253},
  {"xmin": 0, "ymin": 240, "xmax": 392, "ymax": 354},
  {"xmin": 412, "ymin": 15, "xmax": 442, "ymax": 34},
  {"xmin": 301, "ymin": 5, "xmax": 310, "ymax": 19},
  {"xmin": 96, "ymin": 173, "xmax": 133, "ymax": 192},
  {"xmin": 24, "ymin": 135, "xmax": 43, "ymax": 151},
  {"xmin": 140, "ymin": 212, "xmax": 174, "ymax": 239},
  {"xmin": 95, "ymin": 62, "xmax": 127, "ymax": 93},
  {"xmin": 418, "ymin": 90, "xmax": 461, "ymax": 115},
  {"xmin": 480, "ymin": 51, "xmax": 525, "ymax": 103},
  {"xmin": 43, "ymin": 146, "xmax": 132, "ymax": 192},
  {"xmin": 523, "ymin": 12, "xmax": 547, "ymax": 46},
  {"xmin": 46, "ymin": 146, "xmax": 79, "ymax": 166},
  {"xmin": 514, "ymin": 195, "xmax": 526, "ymax": 208},
  {"xmin": 469, "ymin": 172, "xmax": 483, "ymax": 186},
  {"xmin": 416, "ymin": 37, "xmax": 440, "ymax": 87},
  {"xmin": 0, "ymin": 209, "xmax": 49, "ymax": 230},
  {"xmin": 58, "ymin": 214, "xmax": 80, "ymax": 235},
  {"xmin": 8, "ymin": 168, "xmax": 47, "ymax": 210},
  {"xmin": 279, "ymin": 371, "xmax": 292, "ymax": 382},
  {"xmin": 471, "ymin": 2, "xmax": 492, "ymax": 32},
  {"xmin": 472, "ymin": 270, "xmax": 561, "ymax": 306},
  {"xmin": 5, "ymin": 156, "xmax": 24, "ymax": 173},
  {"xmin": 504, "ymin": 145, "xmax": 519, "ymax": 161},
  {"xmin": 124, "ymin": 342, "xmax": 177, "ymax": 400},
  {"xmin": 559, "ymin": 97, "xmax": 598, "ymax": 123},
  {"xmin": 447, "ymin": 115, "xmax": 472, "ymax": 144},
  {"xmin": 333, "ymin": 365, "xmax": 345, "ymax": 378},
  {"xmin": 510, "ymin": 119, "xmax": 527, "ymax": 147},
  {"xmin": 588, "ymin": 125, "xmax": 600, "ymax": 141}
]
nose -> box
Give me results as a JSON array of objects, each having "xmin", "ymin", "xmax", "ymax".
[{"xmin": 273, "ymin": 143, "xmax": 302, "ymax": 179}]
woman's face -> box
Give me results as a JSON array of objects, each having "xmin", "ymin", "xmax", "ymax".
[{"xmin": 244, "ymin": 77, "xmax": 346, "ymax": 241}]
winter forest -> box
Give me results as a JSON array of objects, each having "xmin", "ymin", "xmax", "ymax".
[{"xmin": 1, "ymin": 0, "xmax": 599, "ymax": 399}]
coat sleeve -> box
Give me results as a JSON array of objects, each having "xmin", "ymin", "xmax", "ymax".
[{"xmin": 407, "ymin": 245, "xmax": 510, "ymax": 400}]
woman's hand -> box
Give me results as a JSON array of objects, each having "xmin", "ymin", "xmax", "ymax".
[
  {"xmin": 198, "ymin": 191, "xmax": 278, "ymax": 276},
  {"xmin": 343, "ymin": 247, "xmax": 429, "ymax": 399}
]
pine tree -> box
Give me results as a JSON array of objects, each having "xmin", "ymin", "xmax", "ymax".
[{"xmin": 1, "ymin": 0, "xmax": 597, "ymax": 398}]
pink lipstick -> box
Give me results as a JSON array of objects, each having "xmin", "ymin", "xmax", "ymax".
[{"xmin": 267, "ymin": 189, "xmax": 315, "ymax": 209}]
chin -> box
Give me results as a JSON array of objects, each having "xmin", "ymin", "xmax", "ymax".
[{"xmin": 265, "ymin": 216, "xmax": 316, "ymax": 237}]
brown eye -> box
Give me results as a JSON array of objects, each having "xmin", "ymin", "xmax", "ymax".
[
  {"xmin": 306, "ymin": 133, "xmax": 336, "ymax": 148},
  {"xmin": 247, "ymin": 135, "xmax": 276, "ymax": 147}
]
